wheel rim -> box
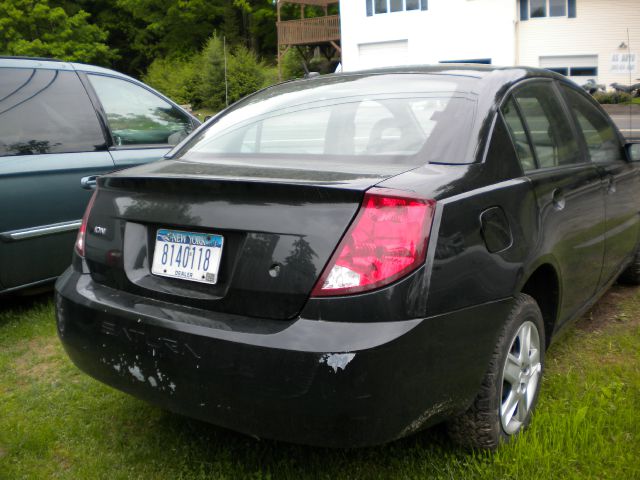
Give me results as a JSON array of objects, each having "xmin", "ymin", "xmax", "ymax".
[{"xmin": 500, "ymin": 321, "xmax": 542, "ymax": 435}]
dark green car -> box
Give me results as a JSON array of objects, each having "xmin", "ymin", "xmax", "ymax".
[{"xmin": 0, "ymin": 57, "xmax": 200, "ymax": 294}]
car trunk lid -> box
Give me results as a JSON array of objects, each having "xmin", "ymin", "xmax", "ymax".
[{"xmin": 84, "ymin": 159, "xmax": 414, "ymax": 320}]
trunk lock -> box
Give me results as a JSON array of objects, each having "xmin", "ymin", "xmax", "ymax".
[{"xmin": 269, "ymin": 264, "xmax": 282, "ymax": 278}]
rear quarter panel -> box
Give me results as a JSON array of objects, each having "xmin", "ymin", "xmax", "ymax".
[
  {"xmin": 379, "ymin": 112, "xmax": 538, "ymax": 318},
  {"xmin": 425, "ymin": 179, "xmax": 537, "ymax": 316}
]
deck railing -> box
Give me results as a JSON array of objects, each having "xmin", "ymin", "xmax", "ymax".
[{"xmin": 277, "ymin": 15, "xmax": 340, "ymax": 45}]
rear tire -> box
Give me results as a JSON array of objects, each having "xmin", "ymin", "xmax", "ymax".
[
  {"xmin": 447, "ymin": 294, "xmax": 545, "ymax": 449},
  {"xmin": 619, "ymin": 250, "xmax": 640, "ymax": 285}
]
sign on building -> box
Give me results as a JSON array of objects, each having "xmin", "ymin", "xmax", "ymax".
[{"xmin": 610, "ymin": 53, "xmax": 637, "ymax": 73}]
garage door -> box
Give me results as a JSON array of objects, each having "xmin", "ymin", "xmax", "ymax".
[
  {"xmin": 540, "ymin": 55, "xmax": 599, "ymax": 85},
  {"xmin": 358, "ymin": 40, "xmax": 409, "ymax": 70}
]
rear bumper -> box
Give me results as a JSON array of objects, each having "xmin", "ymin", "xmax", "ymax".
[{"xmin": 55, "ymin": 268, "xmax": 513, "ymax": 447}]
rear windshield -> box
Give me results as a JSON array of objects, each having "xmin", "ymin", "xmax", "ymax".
[{"xmin": 177, "ymin": 74, "xmax": 478, "ymax": 165}]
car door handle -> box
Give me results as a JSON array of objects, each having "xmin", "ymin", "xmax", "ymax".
[
  {"xmin": 552, "ymin": 188, "xmax": 565, "ymax": 211},
  {"xmin": 80, "ymin": 175, "xmax": 98, "ymax": 190}
]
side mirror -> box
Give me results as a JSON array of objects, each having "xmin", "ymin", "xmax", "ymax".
[{"xmin": 626, "ymin": 143, "xmax": 640, "ymax": 162}]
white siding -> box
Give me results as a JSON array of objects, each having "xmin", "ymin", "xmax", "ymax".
[
  {"xmin": 340, "ymin": 0, "xmax": 517, "ymax": 71},
  {"xmin": 339, "ymin": 0, "xmax": 640, "ymax": 88},
  {"xmin": 357, "ymin": 40, "xmax": 409, "ymax": 69},
  {"xmin": 517, "ymin": 0, "xmax": 640, "ymax": 87}
]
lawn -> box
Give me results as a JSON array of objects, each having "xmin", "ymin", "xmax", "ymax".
[
  {"xmin": 192, "ymin": 109, "xmax": 218, "ymax": 123},
  {"xmin": 1, "ymin": 287, "xmax": 639, "ymax": 480}
]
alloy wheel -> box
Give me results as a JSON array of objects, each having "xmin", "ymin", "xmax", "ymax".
[{"xmin": 500, "ymin": 320, "xmax": 542, "ymax": 435}]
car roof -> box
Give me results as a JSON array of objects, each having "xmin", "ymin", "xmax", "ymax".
[
  {"xmin": 0, "ymin": 56, "xmax": 135, "ymax": 82},
  {"xmin": 341, "ymin": 63, "xmax": 554, "ymax": 77},
  {"xmin": 285, "ymin": 64, "xmax": 568, "ymax": 97}
]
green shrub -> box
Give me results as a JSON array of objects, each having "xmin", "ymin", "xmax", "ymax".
[
  {"xmin": 308, "ymin": 56, "xmax": 337, "ymax": 74},
  {"xmin": 280, "ymin": 47, "xmax": 338, "ymax": 80},
  {"xmin": 261, "ymin": 65, "xmax": 279, "ymax": 88},
  {"xmin": 142, "ymin": 56, "xmax": 199, "ymax": 105},
  {"xmin": 143, "ymin": 34, "xmax": 281, "ymax": 112},
  {"xmin": 281, "ymin": 48, "xmax": 306, "ymax": 80},
  {"xmin": 195, "ymin": 35, "xmax": 274, "ymax": 110},
  {"xmin": 593, "ymin": 91, "xmax": 633, "ymax": 104},
  {"xmin": 226, "ymin": 45, "xmax": 266, "ymax": 104}
]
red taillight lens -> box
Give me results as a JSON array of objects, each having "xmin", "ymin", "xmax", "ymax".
[
  {"xmin": 75, "ymin": 190, "xmax": 98, "ymax": 258},
  {"xmin": 311, "ymin": 188, "xmax": 436, "ymax": 297}
]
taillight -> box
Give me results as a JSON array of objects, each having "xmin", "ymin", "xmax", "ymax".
[
  {"xmin": 75, "ymin": 190, "xmax": 98, "ymax": 257},
  {"xmin": 311, "ymin": 188, "xmax": 436, "ymax": 297}
]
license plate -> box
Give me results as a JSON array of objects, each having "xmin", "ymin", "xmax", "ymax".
[{"xmin": 151, "ymin": 229, "xmax": 224, "ymax": 285}]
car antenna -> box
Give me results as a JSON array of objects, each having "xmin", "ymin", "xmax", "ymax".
[
  {"xmin": 627, "ymin": 28, "xmax": 632, "ymax": 141},
  {"xmin": 224, "ymin": 35, "xmax": 229, "ymax": 107}
]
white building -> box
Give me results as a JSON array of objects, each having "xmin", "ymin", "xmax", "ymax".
[{"xmin": 339, "ymin": 0, "xmax": 640, "ymax": 87}]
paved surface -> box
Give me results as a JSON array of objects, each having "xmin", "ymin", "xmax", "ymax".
[
  {"xmin": 601, "ymin": 105, "xmax": 640, "ymax": 141},
  {"xmin": 611, "ymin": 113, "xmax": 640, "ymax": 140}
]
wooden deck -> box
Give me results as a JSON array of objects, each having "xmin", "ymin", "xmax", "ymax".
[{"xmin": 277, "ymin": 15, "xmax": 340, "ymax": 46}]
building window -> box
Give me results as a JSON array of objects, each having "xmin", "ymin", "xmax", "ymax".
[
  {"xmin": 366, "ymin": 0, "xmax": 427, "ymax": 16},
  {"xmin": 570, "ymin": 67, "xmax": 598, "ymax": 77},
  {"xmin": 520, "ymin": 0, "xmax": 576, "ymax": 20},
  {"xmin": 530, "ymin": 0, "xmax": 547, "ymax": 18},
  {"xmin": 374, "ymin": 0, "xmax": 387, "ymax": 14},
  {"xmin": 544, "ymin": 66, "xmax": 598, "ymax": 77},
  {"xmin": 549, "ymin": 0, "xmax": 566, "ymax": 16}
]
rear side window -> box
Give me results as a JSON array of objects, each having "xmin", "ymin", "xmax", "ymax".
[
  {"xmin": 560, "ymin": 85, "xmax": 623, "ymax": 163},
  {"xmin": 487, "ymin": 112, "xmax": 523, "ymax": 179},
  {"xmin": 88, "ymin": 75, "xmax": 193, "ymax": 147},
  {"xmin": 501, "ymin": 98, "xmax": 536, "ymax": 171},
  {"xmin": 0, "ymin": 68, "xmax": 106, "ymax": 157},
  {"xmin": 513, "ymin": 82, "xmax": 580, "ymax": 168}
]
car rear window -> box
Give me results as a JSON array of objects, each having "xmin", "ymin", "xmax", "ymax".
[{"xmin": 178, "ymin": 74, "xmax": 478, "ymax": 165}]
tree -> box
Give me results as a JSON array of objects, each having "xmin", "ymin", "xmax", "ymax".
[
  {"xmin": 197, "ymin": 34, "xmax": 227, "ymax": 110},
  {"xmin": 51, "ymin": 0, "xmax": 148, "ymax": 74},
  {"xmin": 197, "ymin": 36, "xmax": 272, "ymax": 110},
  {"xmin": 236, "ymin": 0, "xmax": 277, "ymax": 57},
  {"xmin": 113, "ymin": 0, "xmax": 276, "ymax": 75},
  {"xmin": 0, "ymin": 0, "xmax": 115, "ymax": 64},
  {"xmin": 226, "ymin": 45, "xmax": 266, "ymax": 104},
  {"xmin": 143, "ymin": 56, "xmax": 200, "ymax": 105},
  {"xmin": 115, "ymin": 0, "xmax": 229, "ymax": 62}
]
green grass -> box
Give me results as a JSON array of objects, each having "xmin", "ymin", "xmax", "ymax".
[
  {"xmin": 1, "ymin": 288, "xmax": 639, "ymax": 479},
  {"xmin": 193, "ymin": 109, "xmax": 218, "ymax": 123}
]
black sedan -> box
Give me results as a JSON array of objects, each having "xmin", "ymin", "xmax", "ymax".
[{"xmin": 55, "ymin": 66, "xmax": 640, "ymax": 448}]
